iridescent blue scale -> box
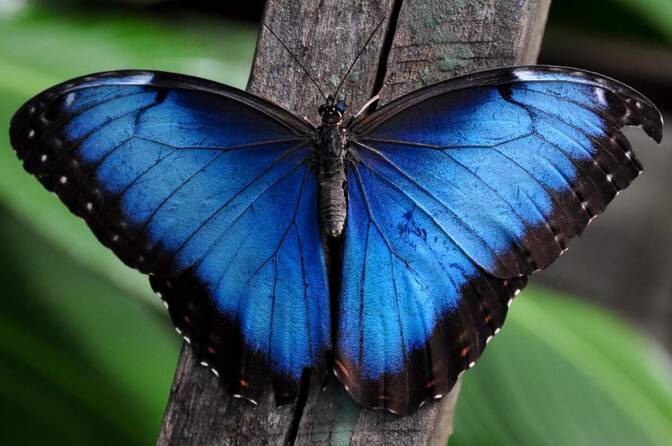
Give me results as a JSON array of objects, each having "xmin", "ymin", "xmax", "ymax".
[{"xmin": 10, "ymin": 66, "xmax": 663, "ymax": 414}]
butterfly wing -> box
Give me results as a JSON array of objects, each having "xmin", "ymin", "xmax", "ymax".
[
  {"xmin": 336, "ymin": 66, "xmax": 663, "ymax": 413},
  {"xmin": 336, "ymin": 164, "xmax": 527, "ymax": 413},
  {"xmin": 10, "ymin": 71, "xmax": 330, "ymax": 402}
]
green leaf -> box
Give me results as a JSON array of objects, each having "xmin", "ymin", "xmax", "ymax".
[
  {"xmin": 452, "ymin": 287, "xmax": 672, "ymax": 446},
  {"xmin": 614, "ymin": 0, "xmax": 672, "ymax": 42},
  {"xmin": 0, "ymin": 9, "xmax": 253, "ymax": 442},
  {"xmin": 546, "ymin": 0, "xmax": 672, "ymax": 44},
  {"xmin": 0, "ymin": 206, "xmax": 180, "ymax": 445},
  {"xmin": 0, "ymin": 7, "xmax": 256, "ymax": 304}
]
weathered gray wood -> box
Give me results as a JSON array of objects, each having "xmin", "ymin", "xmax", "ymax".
[
  {"xmin": 158, "ymin": 1, "xmax": 551, "ymax": 445},
  {"xmin": 157, "ymin": 346, "xmax": 298, "ymax": 445},
  {"xmin": 379, "ymin": 0, "xmax": 550, "ymax": 104},
  {"xmin": 248, "ymin": 0, "xmax": 395, "ymax": 123},
  {"xmin": 293, "ymin": 377, "xmax": 462, "ymax": 446}
]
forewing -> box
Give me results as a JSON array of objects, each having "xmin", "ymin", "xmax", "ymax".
[
  {"xmin": 351, "ymin": 66, "xmax": 663, "ymax": 278},
  {"xmin": 10, "ymin": 71, "xmax": 330, "ymax": 402}
]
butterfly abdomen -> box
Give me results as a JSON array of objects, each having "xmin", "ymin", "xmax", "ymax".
[
  {"xmin": 318, "ymin": 155, "xmax": 347, "ymax": 237},
  {"xmin": 317, "ymin": 125, "xmax": 348, "ymax": 237}
]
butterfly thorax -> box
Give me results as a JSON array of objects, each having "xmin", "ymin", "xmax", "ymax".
[{"xmin": 315, "ymin": 97, "xmax": 349, "ymax": 237}]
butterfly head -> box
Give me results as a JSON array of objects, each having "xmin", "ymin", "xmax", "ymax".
[{"xmin": 319, "ymin": 95, "xmax": 347, "ymax": 125}]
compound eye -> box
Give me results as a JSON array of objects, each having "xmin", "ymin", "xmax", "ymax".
[
  {"xmin": 335, "ymin": 101, "xmax": 346, "ymax": 113},
  {"xmin": 318, "ymin": 104, "xmax": 326, "ymax": 115}
]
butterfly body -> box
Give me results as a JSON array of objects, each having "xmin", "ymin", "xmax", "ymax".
[
  {"xmin": 9, "ymin": 66, "xmax": 663, "ymax": 415},
  {"xmin": 315, "ymin": 96, "xmax": 350, "ymax": 237}
]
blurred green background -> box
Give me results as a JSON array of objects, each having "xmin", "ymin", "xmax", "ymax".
[{"xmin": 0, "ymin": 1, "xmax": 671, "ymax": 445}]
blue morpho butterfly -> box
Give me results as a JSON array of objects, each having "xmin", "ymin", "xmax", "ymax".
[{"xmin": 9, "ymin": 22, "xmax": 663, "ymax": 415}]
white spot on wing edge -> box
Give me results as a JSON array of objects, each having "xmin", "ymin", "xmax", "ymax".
[
  {"xmin": 78, "ymin": 72, "xmax": 155, "ymax": 88},
  {"xmin": 513, "ymin": 67, "xmax": 590, "ymax": 84},
  {"xmin": 64, "ymin": 92, "xmax": 76, "ymax": 108},
  {"xmin": 595, "ymin": 87, "xmax": 607, "ymax": 106},
  {"xmin": 513, "ymin": 68, "xmax": 540, "ymax": 81}
]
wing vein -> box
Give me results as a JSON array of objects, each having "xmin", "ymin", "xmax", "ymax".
[
  {"xmin": 438, "ymin": 149, "xmax": 549, "ymax": 257},
  {"xmin": 171, "ymin": 145, "xmax": 308, "ymax": 261},
  {"xmin": 354, "ymin": 142, "xmax": 514, "ymax": 274}
]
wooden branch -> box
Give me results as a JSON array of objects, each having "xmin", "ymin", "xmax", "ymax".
[
  {"xmin": 379, "ymin": 0, "xmax": 551, "ymax": 103},
  {"xmin": 157, "ymin": 1, "xmax": 550, "ymax": 444}
]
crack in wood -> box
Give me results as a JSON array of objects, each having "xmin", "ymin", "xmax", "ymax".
[
  {"xmin": 286, "ymin": 369, "xmax": 314, "ymax": 446},
  {"xmin": 370, "ymin": 0, "xmax": 405, "ymax": 112}
]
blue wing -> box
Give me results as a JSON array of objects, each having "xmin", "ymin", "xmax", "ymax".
[
  {"xmin": 336, "ymin": 66, "xmax": 663, "ymax": 413},
  {"xmin": 10, "ymin": 71, "xmax": 330, "ymax": 401}
]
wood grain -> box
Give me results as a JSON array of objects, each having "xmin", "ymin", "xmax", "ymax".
[
  {"xmin": 379, "ymin": 0, "xmax": 551, "ymax": 104},
  {"xmin": 158, "ymin": 1, "xmax": 551, "ymax": 444}
]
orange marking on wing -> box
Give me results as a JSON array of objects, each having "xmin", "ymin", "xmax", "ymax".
[{"xmin": 334, "ymin": 359, "xmax": 350, "ymax": 378}]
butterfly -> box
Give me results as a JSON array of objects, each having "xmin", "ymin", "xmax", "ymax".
[{"xmin": 9, "ymin": 63, "xmax": 662, "ymax": 415}]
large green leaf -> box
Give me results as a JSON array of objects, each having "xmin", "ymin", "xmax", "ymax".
[
  {"xmin": 0, "ymin": 205, "xmax": 180, "ymax": 445},
  {"xmin": 0, "ymin": 7, "xmax": 256, "ymax": 304},
  {"xmin": 452, "ymin": 288, "xmax": 672, "ymax": 446}
]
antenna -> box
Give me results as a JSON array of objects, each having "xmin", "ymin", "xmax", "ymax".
[
  {"xmin": 333, "ymin": 17, "xmax": 386, "ymax": 100},
  {"xmin": 263, "ymin": 24, "xmax": 327, "ymax": 101}
]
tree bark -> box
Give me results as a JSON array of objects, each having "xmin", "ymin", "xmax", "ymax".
[{"xmin": 157, "ymin": 1, "xmax": 551, "ymax": 444}]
